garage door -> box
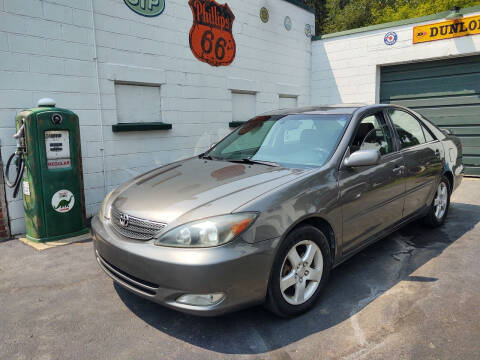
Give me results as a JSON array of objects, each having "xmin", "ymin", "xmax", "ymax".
[{"xmin": 380, "ymin": 55, "xmax": 480, "ymax": 176}]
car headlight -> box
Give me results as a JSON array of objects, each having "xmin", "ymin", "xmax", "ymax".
[
  {"xmin": 154, "ymin": 213, "xmax": 258, "ymax": 248},
  {"xmin": 99, "ymin": 190, "xmax": 115, "ymax": 220}
]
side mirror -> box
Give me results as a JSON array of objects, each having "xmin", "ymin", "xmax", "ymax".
[
  {"xmin": 440, "ymin": 128, "xmax": 452, "ymax": 136},
  {"xmin": 344, "ymin": 149, "xmax": 380, "ymax": 167}
]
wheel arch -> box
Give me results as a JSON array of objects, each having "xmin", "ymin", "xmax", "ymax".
[
  {"xmin": 281, "ymin": 216, "xmax": 337, "ymax": 263},
  {"xmin": 443, "ymin": 170, "xmax": 454, "ymax": 192}
]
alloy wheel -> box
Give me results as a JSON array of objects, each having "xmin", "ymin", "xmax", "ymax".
[
  {"xmin": 279, "ymin": 240, "xmax": 323, "ymax": 305},
  {"xmin": 434, "ymin": 182, "xmax": 448, "ymax": 220}
]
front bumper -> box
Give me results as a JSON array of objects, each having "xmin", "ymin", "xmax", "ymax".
[{"xmin": 91, "ymin": 216, "xmax": 279, "ymax": 316}]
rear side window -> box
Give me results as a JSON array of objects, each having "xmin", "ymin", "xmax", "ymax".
[
  {"xmin": 423, "ymin": 127, "xmax": 435, "ymax": 142},
  {"xmin": 418, "ymin": 115, "xmax": 445, "ymax": 140},
  {"xmin": 388, "ymin": 110, "xmax": 427, "ymax": 149}
]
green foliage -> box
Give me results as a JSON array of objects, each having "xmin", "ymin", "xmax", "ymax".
[
  {"xmin": 304, "ymin": 0, "xmax": 480, "ymax": 35},
  {"xmin": 304, "ymin": 0, "xmax": 327, "ymax": 37},
  {"xmin": 372, "ymin": 0, "xmax": 480, "ymax": 24}
]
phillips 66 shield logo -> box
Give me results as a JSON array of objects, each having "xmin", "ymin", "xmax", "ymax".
[{"xmin": 188, "ymin": 0, "xmax": 236, "ymax": 66}]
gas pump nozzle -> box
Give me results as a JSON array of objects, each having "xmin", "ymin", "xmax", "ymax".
[{"xmin": 13, "ymin": 122, "xmax": 25, "ymax": 154}]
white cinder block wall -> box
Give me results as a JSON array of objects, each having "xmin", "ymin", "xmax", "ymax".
[
  {"xmin": 0, "ymin": 0, "xmax": 99, "ymax": 234},
  {"xmin": 0, "ymin": 0, "xmax": 314, "ymax": 235},
  {"xmin": 311, "ymin": 11, "xmax": 480, "ymax": 105}
]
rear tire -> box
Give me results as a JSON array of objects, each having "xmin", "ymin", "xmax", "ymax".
[
  {"xmin": 265, "ymin": 225, "xmax": 331, "ymax": 318},
  {"xmin": 424, "ymin": 176, "xmax": 451, "ymax": 228}
]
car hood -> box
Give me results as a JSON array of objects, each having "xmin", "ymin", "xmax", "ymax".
[{"xmin": 112, "ymin": 157, "xmax": 306, "ymax": 223}]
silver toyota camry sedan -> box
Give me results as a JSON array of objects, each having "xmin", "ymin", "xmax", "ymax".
[{"xmin": 92, "ymin": 104, "xmax": 463, "ymax": 317}]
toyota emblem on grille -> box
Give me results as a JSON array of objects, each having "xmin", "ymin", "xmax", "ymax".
[{"xmin": 119, "ymin": 213, "xmax": 130, "ymax": 227}]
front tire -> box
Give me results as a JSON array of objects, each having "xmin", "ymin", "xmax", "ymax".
[
  {"xmin": 265, "ymin": 225, "xmax": 331, "ymax": 317},
  {"xmin": 424, "ymin": 176, "xmax": 451, "ymax": 228}
]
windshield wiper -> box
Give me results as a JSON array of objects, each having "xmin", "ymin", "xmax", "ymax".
[{"xmin": 228, "ymin": 158, "xmax": 281, "ymax": 167}]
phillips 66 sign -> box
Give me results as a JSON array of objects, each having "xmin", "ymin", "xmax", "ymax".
[
  {"xmin": 124, "ymin": 0, "xmax": 165, "ymax": 17},
  {"xmin": 188, "ymin": 0, "xmax": 236, "ymax": 66}
]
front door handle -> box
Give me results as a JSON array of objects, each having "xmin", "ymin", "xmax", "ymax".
[{"xmin": 393, "ymin": 165, "xmax": 405, "ymax": 175}]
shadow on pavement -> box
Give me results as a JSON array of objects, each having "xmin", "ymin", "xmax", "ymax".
[{"xmin": 115, "ymin": 202, "xmax": 480, "ymax": 355}]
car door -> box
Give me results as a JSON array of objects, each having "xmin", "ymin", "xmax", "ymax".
[
  {"xmin": 387, "ymin": 109, "xmax": 444, "ymax": 217},
  {"xmin": 338, "ymin": 111, "xmax": 406, "ymax": 255}
]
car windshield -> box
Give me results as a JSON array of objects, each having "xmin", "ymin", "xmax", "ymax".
[{"xmin": 207, "ymin": 114, "xmax": 351, "ymax": 168}]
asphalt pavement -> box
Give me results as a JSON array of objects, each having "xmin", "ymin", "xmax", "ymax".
[{"xmin": 1, "ymin": 179, "xmax": 479, "ymax": 360}]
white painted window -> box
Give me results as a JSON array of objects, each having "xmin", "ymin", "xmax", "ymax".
[
  {"xmin": 232, "ymin": 91, "xmax": 256, "ymax": 122},
  {"xmin": 115, "ymin": 83, "xmax": 161, "ymax": 123},
  {"xmin": 279, "ymin": 95, "xmax": 298, "ymax": 109}
]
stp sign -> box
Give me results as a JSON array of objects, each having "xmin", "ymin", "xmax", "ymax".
[
  {"xmin": 189, "ymin": 0, "xmax": 236, "ymax": 66},
  {"xmin": 124, "ymin": 0, "xmax": 165, "ymax": 17}
]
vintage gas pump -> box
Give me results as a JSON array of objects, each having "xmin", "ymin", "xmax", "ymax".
[{"xmin": 4, "ymin": 99, "xmax": 89, "ymax": 242}]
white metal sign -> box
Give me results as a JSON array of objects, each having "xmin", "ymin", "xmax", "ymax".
[
  {"xmin": 23, "ymin": 181, "xmax": 30, "ymax": 196},
  {"xmin": 51, "ymin": 190, "xmax": 75, "ymax": 213},
  {"xmin": 45, "ymin": 130, "xmax": 71, "ymax": 169}
]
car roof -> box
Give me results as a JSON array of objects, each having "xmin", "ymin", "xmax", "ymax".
[{"xmin": 261, "ymin": 104, "xmax": 395, "ymax": 116}]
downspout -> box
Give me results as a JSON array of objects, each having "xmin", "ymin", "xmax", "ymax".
[{"xmin": 90, "ymin": 0, "xmax": 108, "ymax": 198}]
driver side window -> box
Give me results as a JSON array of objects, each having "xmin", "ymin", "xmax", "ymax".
[{"xmin": 351, "ymin": 113, "xmax": 394, "ymax": 156}]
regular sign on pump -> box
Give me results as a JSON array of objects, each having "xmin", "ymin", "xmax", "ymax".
[{"xmin": 45, "ymin": 130, "xmax": 71, "ymax": 169}]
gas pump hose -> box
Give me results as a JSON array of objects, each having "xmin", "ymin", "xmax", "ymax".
[
  {"xmin": 4, "ymin": 123, "xmax": 26, "ymax": 199},
  {"xmin": 5, "ymin": 152, "xmax": 25, "ymax": 198}
]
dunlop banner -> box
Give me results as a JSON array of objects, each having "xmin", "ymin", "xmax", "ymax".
[{"xmin": 413, "ymin": 14, "xmax": 480, "ymax": 44}]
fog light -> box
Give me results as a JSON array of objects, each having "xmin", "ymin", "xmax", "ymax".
[{"xmin": 176, "ymin": 293, "xmax": 225, "ymax": 307}]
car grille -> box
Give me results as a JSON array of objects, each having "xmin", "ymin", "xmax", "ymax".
[{"xmin": 110, "ymin": 206, "xmax": 166, "ymax": 241}]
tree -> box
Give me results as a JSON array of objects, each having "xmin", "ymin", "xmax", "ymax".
[
  {"xmin": 304, "ymin": 0, "xmax": 480, "ymax": 35},
  {"xmin": 304, "ymin": 0, "xmax": 327, "ymax": 36},
  {"xmin": 322, "ymin": 0, "xmax": 396, "ymax": 34},
  {"xmin": 372, "ymin": 0, "xmax": 480, "ymax": 25}
]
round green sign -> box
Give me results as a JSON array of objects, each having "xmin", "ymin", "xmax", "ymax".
[
  {"xmin": 260, "ymin": 7, "xmax": 269, "ymax": 23},
  {"xmin": 124, "ymin": 0, "xmax": 165, "ymax": 17}
]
